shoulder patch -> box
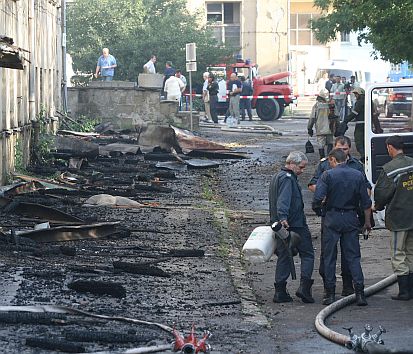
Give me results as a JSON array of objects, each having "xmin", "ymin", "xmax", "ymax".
[
  {"xmin": 320, "ymin": 158, "xmax": 327, "ymax": 162},
  {"xmin": 286, "ymin": 173, "xmax": 292, "ymax": 177}
]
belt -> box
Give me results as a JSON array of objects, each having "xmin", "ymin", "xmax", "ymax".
[{"xmin": 328, "ymin": 208, "xmax": 356, "ymax": 212}]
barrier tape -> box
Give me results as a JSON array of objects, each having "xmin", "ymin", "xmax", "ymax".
[{"xmin": 183, "ymin": 93, "xmax": 295, "ymax": 99}]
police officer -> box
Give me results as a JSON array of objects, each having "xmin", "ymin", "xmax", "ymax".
[
  {"xmin": 313, "ymin": 149, "xmax": 372, "ymax": 306},
  {"xmin": 374, "ymin": 136, "xmax": 413, "ymax": 300},
  {"xmin": 308, "ymin": 136, "xmax": 372, "ymax": 297},
  {"xmin": 337, "ymin": 87, "xmax": 365, "ymax": 161},
  {"xmin": 269, "ymin": 151, "xmax": 315, "ymax": 303}
]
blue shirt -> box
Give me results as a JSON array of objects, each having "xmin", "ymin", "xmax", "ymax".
[
  {"xmin": 269, "ymin": 168, "xmax": 307, "ymax": 227},
  {"xmin": 97, "ymin": 54, "xmax": 116, "ymax": 77},
  {"xmin": 313, "ymin": 164, "xmax": 372, "ymax": 211},
  {"xmin": 241, "ymin": 80, "xmax": 253, "ymax": 96},
  {"xmin": 308, "ymin": 156, "xmax": 371, "ymax": 190}
]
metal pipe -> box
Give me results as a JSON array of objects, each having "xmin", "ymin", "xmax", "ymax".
[
  {"xmin": 28, "ymin": 0, "xmax": 36, "ymax": 122},
  {"xmin": 61, "ymin": 0, "xmax": 68, "ymax": 113},
  {"xmin": 315, "ymin": 274, "xmax": 397, "ymax": 349}
]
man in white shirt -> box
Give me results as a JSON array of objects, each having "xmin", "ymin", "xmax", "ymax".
[
  {"xmin": 143, "ymin": 55, "xmax": 156, "ymax": 74},
  {"xmin": 330, "ymin": 76, "xmax": 345, "ymax": 121},
  {"xmin": 164, "ymin": 75, "xmax": 185, "ymax": 101},
  {"xmin": 202, "ymin": 72, "xmax": 211, "ymax": 121}
]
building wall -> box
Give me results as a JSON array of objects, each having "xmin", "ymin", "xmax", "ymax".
[
  {"xmin": 187, "ymin": 0, "xmax": 289, "ymax": 76},
  {"xmin": 0, "ymin": 0, "xmax": 62, "ymax": 184}
]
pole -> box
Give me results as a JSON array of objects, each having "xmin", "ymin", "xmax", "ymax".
[
  {"xmin": 61, "ymin": 0, "xmax": 68, "ymax": 113},
  {"xmin": 29, "ymin": 0, "xmax": 36, "ymax": 122},
  {"xmin": 189, "ymin": 72, "xmax": 193, "ymax": 131}
]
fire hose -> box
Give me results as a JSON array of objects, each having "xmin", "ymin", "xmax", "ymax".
[{"xmin": 314, "ymin": 274, "xmax": 413, "ymax": 353}]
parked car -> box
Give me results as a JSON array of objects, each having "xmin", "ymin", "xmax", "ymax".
[{"xmin": 384, "ymin": 87, "xmax": 413, "ymax": 117}]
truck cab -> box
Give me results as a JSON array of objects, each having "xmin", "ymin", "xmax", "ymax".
[{"xmin": 207, "ymin": 60, "xmax": 293, "ymax": 121}]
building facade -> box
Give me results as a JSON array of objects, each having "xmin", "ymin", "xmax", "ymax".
[
  {"xmin": 0, "ymin": 0, "xmax": 62, "ymax": 184},
  {"xmin": 188, "ymin": 0, "xmax": 390, "ymax": 95},
  {"xmin": 187, "ymin": 0, "xmax": 289, "ymax": 77}
]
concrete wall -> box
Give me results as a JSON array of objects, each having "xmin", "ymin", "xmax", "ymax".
[{"xmin": 68, "ymin": 81, "xmax": 199, "ymax": 131}]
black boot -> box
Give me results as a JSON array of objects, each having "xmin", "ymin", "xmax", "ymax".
[
  {"xmin": 391, "ymin": 275, "xmax": 410, "ymax": 301},
  {"xmin": 318, "ymin": 148, "xmax": 325, "ymax": 159},
  {"xmin": 326, "ymin": 144, "xmax": 333, "ymax": 154},
  {"xmin": 341, "ymin": 275, "xmax": 354, "ymax": 296},
  {"xmin": 354, "ymin": 284, "xmax": 368, "ymax": 306},
  {"xmin": 273, "ymin": 282, "xmax": 293, "ymax": 303},
  {"xmin": 296, "ymin": 278, "xmax": 315, "ymax": 303},
  {"xmin": 322, "ymin": 287, "xmax": 336, "ymax": 305},
  {"xmin": 409, "ymin": 273, "xmax": 413, "ymax": 299}
]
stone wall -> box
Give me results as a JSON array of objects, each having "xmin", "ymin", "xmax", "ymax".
[{"xmin": 67, "ymin": 81, "xmax": 199, "ymax": 131}]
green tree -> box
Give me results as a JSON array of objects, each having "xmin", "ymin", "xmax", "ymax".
[
  {"xmin": 67, "ymin": 0, "xmax": 234, "ymax": 82},
  {"xmin": 311, "ymin": 0, "xmax": 413, "ymax": 63}
]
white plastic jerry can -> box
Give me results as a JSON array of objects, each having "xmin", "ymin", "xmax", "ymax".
[{"xmin": 242, "ymin": 226, "xmax": 276, "ymax": 264}]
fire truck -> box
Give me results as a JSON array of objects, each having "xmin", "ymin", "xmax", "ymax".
[{"xmin": 207, "ymin": 60, "xmax": 293, "ymax": 121}]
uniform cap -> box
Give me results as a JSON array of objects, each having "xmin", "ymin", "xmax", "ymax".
[
  {"xmin": 318, "ymin": 88, "xmax": 330, "ymax": 100},
  {"xmin": 352, "ymin": 87, "xmax": 365, "ymax": 95}
]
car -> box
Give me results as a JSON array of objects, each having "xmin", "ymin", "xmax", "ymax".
[{"xmin": 384, "ymin": 87, "xmax": 413, "ymax": 117}]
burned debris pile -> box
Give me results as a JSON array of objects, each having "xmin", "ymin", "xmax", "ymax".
[{"xmin": 0, "ymin": 123, "xmax": 246, "ymax": 352}]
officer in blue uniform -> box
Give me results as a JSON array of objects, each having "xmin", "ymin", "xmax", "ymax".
[
  {"xmin": 313, "ymin": 149, "xmax": 372, "ymax": 306},
  {"xmin": 269, "ymin": 151, "xmax": 315, "ymax": 303},
  {"xmin": 308, "ymin": 135, "xmax": 371, "ymax": 297}
]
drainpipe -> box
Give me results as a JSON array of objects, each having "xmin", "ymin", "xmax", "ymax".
[
  {"xmin": 61, "ymin": 0, "xmax": 68, "ymax": 113},
  {"xmin": 28, "ymin": 0, "xmax": 39, "ymax": 153},
  {"xmin": 28, "ymin": 0, "xmax": 36, "ymax": 123}
]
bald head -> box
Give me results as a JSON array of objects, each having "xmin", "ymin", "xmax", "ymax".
[{"xmin": 230, "ymin": 73, "xmax": 237, "ymax": 80}]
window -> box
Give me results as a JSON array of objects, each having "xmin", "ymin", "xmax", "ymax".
[
  {"xmin": 206, "ymin": 2, "xmax": 240, "ymax": 47},
  {"xmin": 290, "ymin": 13, "xmax": 321, "ymax": 46},
  {"xmin": 340, "ymin": 32, "xmax": 350, "ymax": 43}
]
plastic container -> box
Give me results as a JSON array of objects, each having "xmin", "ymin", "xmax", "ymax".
[{"xmin": 242, "ymin": 226, "xmax": 276, "ymax": 264}]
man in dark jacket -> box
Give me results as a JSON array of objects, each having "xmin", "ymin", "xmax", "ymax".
[
  {"xmin": 269, "ymin": 151, "xmax": 315, "ymax": 304},
  {"xmin": 240, "ymin": 76, "xmax": 253, "ymax": 121},
  {"xmin": 336, "ymin": 87, "xmax": 365, "ymax": 160},
  {"xmin": 374, "ymin": 135, "xmax": 413, "ymax": 300},
  {"xmin": 207, "ymin": 73, "xmax": 219, "ymax": 124},
  {"xmin": 313, "ymin": 149, "xmax": 372, "ymax": 306},
  {"xmin": 308, "ymin": 136, "xmax": 372, "ymax": 297}
]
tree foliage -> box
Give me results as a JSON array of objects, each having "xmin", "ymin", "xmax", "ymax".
[
  {"xmin": 67, "ymin": 0, "xmax": 235, "ymax": 82},
  {"xmin": 311, "ymin": 0, "xmax": 413, "ymax": 63}
]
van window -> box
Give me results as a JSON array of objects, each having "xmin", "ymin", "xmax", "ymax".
[
  {"xmin": 314, "ymin": 69, "xmax": 353, "ymax": 83},
  {"xmin": 371, "ymin": 86, "xmax": 413, "ymax": 134}
]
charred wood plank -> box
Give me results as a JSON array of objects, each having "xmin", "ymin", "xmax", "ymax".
[
  {"xmin": 0, "ymin": 311, "xmax": 66, "ymax": 324},
  {"xmin": 68, "ymin": 280, "xmax": 126, "ymax": 298},
  {"xmin": 25, "ymin": 337, "xmax": 85, "ymax": 353},
  {"xmin": 113, "ymin": 261, "xmax": 170, "ymax": 278}
]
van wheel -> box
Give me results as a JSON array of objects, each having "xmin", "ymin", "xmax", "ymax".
[{"xmin": 256, "ymin": 99, "xmax": 280, "ymax": 121}]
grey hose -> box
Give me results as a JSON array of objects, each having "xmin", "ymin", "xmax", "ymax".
[{"xmin": 315, "ymin": 274, "xmax": 397, "ymax": 347}]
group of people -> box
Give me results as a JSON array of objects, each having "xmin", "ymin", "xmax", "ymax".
[
  {"xmin": 95, "ymin": 49, "xmax": 187, "ymax": 104},
  {"xmin": 202, "ymin": 72, "xmax": 254, "ymax": 124},
  {"xmin": 269, "ymin": 135, "xmax": 413, "ymax": 306},
  {"xmin": 309, "ymin": 73, "xmax": 368, "ymax": 161}
]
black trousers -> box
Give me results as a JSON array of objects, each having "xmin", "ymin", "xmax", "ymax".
[{"xmin": 209, "ymin": 95, "xmax": 218, "ymax": 123}]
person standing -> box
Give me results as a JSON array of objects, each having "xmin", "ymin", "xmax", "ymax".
[
  {"xmin": 240, "ymin": 76, "xmax": 253, "ymax": 121},
  {"xmin": 339, "ymin": 87, "xmax": 366, "ymax": 161},
  {"xmin": 227, "ymin": 73, "xmax": 242, "ymax": 123},
  {"xmin": 269, "ymin": 151, "xmax": 315, "ymax": 304},
  {"xmin": 307, "ymin": 89, "xmax": 336, "ymax": 159},
  {"xmin": 162, "ymin": 61, "xmax": 176, "ymax": 97},
  {"xmin": 202, "ymin": 72, "xmax": 211, "ymax": 122},
  {"xmin": 143, "ymin": 55, "xmax": 157, "ymax": 74},
  {"xmin": 348, "ymin": 75, "xmax": 360, "ymax": 108},
  {"xmin": 325, "ymin": 73, "xmax": 335, "ymax": 92},
  {"xmin": 207, "ymin": 73, "xmax": 219, "ymax": 124},
  {"xmin": 313, "ymin": 148, "xmax": 372, "ymax": 306},
  {"xmin": 175, "ymin": 70, "xmax": 187, "ymax": 110},
  {"xmin": 330, "ymin": 76, "xmax": 346, "ymax": 121},
  {"xmin": 374, "ymin": 135, "xmax": 413, "ymax": 300},
  {"xmin": 164, "ymin": 74, "xmax": 185, "ymax": 101},
  {"xmin": 95, "ymin": 48, "xmax": 117, "ymax": 81},
  {"xmin": 308, "ymin": 136, "xmax": 372, "ymax": 297}
]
